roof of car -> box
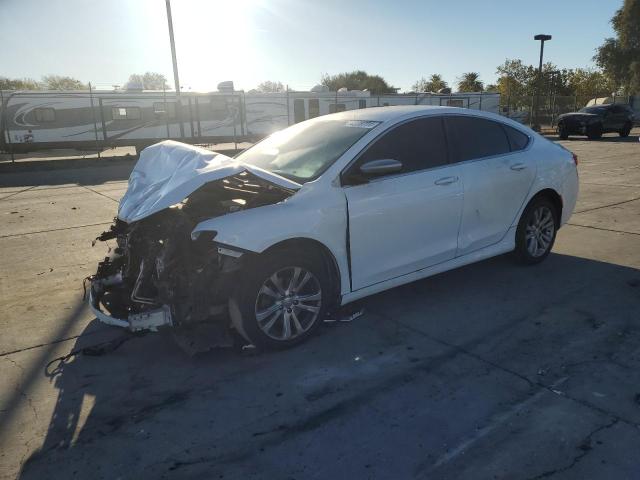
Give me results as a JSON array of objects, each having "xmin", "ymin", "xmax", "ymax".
[
  {"xmin": 328, "ymin": 105, "xmax": 454, "ymax": 122},
  {"xmin": 323, "ymin": 105, "xmax": 531, "ymax": 132}
]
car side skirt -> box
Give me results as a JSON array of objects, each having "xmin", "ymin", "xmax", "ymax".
[{"xmin": 340, "ymin": 226, "xmax": 516, "ymax": 305}]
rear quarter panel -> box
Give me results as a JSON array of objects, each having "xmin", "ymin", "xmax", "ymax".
[{"xmin": 519, "ymin": 137, "xmax": 578, "ymax": 227}]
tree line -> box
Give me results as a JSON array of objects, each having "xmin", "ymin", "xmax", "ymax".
[{"xmin": 0, "ymin": 72, "xmax": 171, "ymax": 91}]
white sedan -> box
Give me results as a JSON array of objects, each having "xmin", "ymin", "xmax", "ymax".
[{"xmin": 89, "ymin": 106, "xmax": 579, "ymax": 349}]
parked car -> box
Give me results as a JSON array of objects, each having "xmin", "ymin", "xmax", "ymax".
[
  {"xmin": 89, "ymin": 106, "xmax": 579, "ymax": 349},
  {"xmin": 557, "ymin": 104, "xmax": 634, "ymax": 140}
]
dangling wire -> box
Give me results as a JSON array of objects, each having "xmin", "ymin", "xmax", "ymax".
[{"xmin": 44, "ymin": 333, "xmax": 142, "ymax": 378}]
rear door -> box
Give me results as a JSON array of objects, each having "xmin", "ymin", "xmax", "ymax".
[
  {"xmin": 445, "ymin": 116, "xmax": 536, "ymax": 256},
  {"xmin": 343, "ymin": 116, "xmax": 463, "ymax": 290}
]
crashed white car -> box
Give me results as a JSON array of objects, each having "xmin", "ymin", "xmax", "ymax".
[{"xmin": 89, "ymin": 106, "xmax": 578, "ymax": 348}]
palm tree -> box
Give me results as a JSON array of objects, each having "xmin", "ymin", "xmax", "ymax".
[{"xmin": 457, "ymin": 72, "xmax": 484, "ymax": 92}]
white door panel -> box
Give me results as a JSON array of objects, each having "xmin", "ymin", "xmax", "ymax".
[
  {"xmin": 457, "ymin": 153, "xmax": 536, "ymax": 255},
  {"xmin": 345, "ymin": 166, "xmax": 463, "ymax": 290}
]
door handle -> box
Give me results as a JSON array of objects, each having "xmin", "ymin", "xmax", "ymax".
[
  {"xmin": 510, "ymin": 163, "xmax": 527, "ymax": 171},
  {"xmin": 434, "ymin": 176, "xmax": 459, "ymax": 186}
]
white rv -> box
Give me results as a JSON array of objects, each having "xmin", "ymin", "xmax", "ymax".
[{"xmin": 0, "ymin": 88, "xmax": 499, "ymax": 153}]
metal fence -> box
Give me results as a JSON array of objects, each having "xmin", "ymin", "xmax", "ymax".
[{"xmin": 498, "ymin": 94, "xmax": 636, "ymax": 130}]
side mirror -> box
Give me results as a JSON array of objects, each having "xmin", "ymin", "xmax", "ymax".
[{"xmin": 359, "ymin": 159, "xmax": 403, "ymax": 176}]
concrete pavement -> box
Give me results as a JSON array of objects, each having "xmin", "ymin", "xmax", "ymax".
[{"xmin": 1, "ymin": 131, "xmax": 639, "ymax": 479}]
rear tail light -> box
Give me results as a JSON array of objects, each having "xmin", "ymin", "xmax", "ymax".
[{"xmin": 572, "ymin": 153, "xmax": 578, "ymax": 166}]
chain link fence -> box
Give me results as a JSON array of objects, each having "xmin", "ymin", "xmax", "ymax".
[{"xmin": 499, "ymin": 94, "xmax": 636, "ymax": 130}]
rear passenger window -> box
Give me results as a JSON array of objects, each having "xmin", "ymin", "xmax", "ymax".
[
  {"xmin": 503, "ymin": 125, "xmax": 529, "ymax": 151},
  {"xmin": 358, "ymin": 117, "xmax": 448, "ymax": 173},
  {"xmin": 446, "ymin": 116, "xmax": 510, "ymax": 162}
]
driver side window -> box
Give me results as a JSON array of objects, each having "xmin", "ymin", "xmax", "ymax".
[{"xmin": 355, "ymin": 116, "xmax": 448, "ymax": 175}]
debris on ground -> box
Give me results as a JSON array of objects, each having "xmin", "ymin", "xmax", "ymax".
[{"xmin": 324, "ymin": 304, "xmax": 365, "ymax": 323}]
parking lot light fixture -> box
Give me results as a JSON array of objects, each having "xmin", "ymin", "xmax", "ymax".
[{"xmin": 533, "ymin": 34, "xmax": 552, "ymax": 131}]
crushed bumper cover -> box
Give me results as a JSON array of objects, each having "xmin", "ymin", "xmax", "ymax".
[{"xmin": 88, "ymin": 283, "xmax": 173, "ymax": 332}]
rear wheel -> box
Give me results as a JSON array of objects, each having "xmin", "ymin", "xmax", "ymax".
[
  {"xmin": 230, "ymin": 249, "xmax": 329, "ymax": 349},
  {"xmin": 514, "ymin": 197, "xmax": 558, "ymax": 265},
  {"xmin": 619, "ymin": 122, "xmax": 632, "ymax": 137}
]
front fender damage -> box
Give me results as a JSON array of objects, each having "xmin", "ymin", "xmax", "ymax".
[{"xmin": 89, "ymin": 145, "xmax": 296, "ymax": 344}]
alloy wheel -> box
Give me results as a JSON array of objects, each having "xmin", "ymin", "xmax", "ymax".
[
  {"xmin": 525, "ymin": 206, "xmax": 555, "ymax": 258},
  {"xmin": 254, "ymin": 266, "xmax": 322, "ymax": 341}
]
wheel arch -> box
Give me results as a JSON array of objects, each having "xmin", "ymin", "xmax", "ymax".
[
  {"xmin": 526, "ymin": 188, "xmax": 563, "ymax": 224},
  {"xmin": 261, "ymin": 237, "xmax": 343, "ymax": 311}
]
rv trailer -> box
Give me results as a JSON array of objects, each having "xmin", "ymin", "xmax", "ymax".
[{"xmin": 0, "ymin": 89, "xmax": 499, "ymax": 154}]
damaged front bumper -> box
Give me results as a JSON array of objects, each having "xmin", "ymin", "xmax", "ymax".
[
  {"xmin": 87, "ymin": 141, "xmax": 296, "ymax": 335},
  {"xmin": 89, "ymin": 275, "xmax": 173, "ymax": 332}
]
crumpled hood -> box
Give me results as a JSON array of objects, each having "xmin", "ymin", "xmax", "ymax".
[{"xmin": 118, "ymin": 140, "xmax": 301, "ymax": 223}]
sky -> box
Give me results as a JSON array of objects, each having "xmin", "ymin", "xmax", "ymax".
[{"xmin": 0, "ymin": 0, "xmax": 621, "ymax": 92}]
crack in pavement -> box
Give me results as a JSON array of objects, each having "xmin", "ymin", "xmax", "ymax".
[
  {"xmin": 0, "ymin": 221, "xmax": 112, "ymax": 239},
  {"xmin": 524, "ymin": 418, "xmax": 619, "ymax": 480},
  {"xmin": 574, "ymin": 195, "xmax": 640, "ymax": 214},
  {"xmin": 81, "ymin": 185, "xmax": 120, "ymax": 203},
  {"xmin": 566, "ymin": 223, "xmax": 640, "ymax": 236},
  {"xmin": 0, "ymin": 186, "xmax": 36, "ymax": 201}
]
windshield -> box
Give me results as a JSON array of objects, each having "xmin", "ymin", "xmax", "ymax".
[
  {"xmin": 579, "ymin": 106, "xmax": 607, "ymax": 114},
  {"xmin": 235, "ymin": 119, "xmax": 380, "ymax": 182}
]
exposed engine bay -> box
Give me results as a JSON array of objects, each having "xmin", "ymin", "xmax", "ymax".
[{"xmin": 89, "ymin": 170, "xmax": 294, "ymax": 332}]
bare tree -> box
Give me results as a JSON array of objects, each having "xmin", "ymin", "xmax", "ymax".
[
  {"xmin": 255, "ymin": 80, "xmax": 286, "ymax": 93},
  {"xmin": 42, "ymin": 75, "xmax": 87, "ymax": 90},
  {"xmin": 125, "ymin": 72, "xmax": 169, "ymax": 90}
]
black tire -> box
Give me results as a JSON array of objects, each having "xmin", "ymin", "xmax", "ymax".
[
  {"xmin": 619, "ymin": 122, "xmax": 632, "ymax": 137},
  {"xmin": 587, "ymin": 123, "xmax": 603, "ymax": 140},
  {"xmin": 514, "ymin": 197, "xmax": 558, "ymax": 265},
  {"xmin": 558, "ymin": 124, "xmax": 569, "ymax": 140},
  {"xmin": 230, "ymin": 248, "xmax": 330, "ymax": 349}
]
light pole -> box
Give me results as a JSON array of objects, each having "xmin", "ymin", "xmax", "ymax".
[
  {"xmin": 165, "ymin": 0, "xmax": 185, "ymax": 138},
  {"xmin": 165, "ymin": 0, "xmax": 181, "ymax": 97},
  {"xmin": 533, "ymin": 34, "xmax": 552, "ymax": 131}
]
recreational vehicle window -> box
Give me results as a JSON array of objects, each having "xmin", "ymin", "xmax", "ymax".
[
  {"xmin": 359, "ymin": 100, "xmax": 366, "ymax": 109},
  {"xmin": 446, "ymin": 99, "xmax": 465, "ymax": 108},
  {"xmin": 153, "ymin": 101, "xmax": 176, "ymax": 118},
  {"xmin": 329, "ymin": 103, "xmax": 346, "ymax": 113},
  {"xmin": 34, "ymin": 108, "xmax": 56, "ymax": 122},
  {"xmin": 112, "ymin": 107, "xmax": 142, "ymax": 120},
  {"xmin": 308, "ymin": 99, "xmax": 320, "ymax": 118}
]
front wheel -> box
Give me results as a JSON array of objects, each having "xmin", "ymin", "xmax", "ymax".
[
  {"xmin": 514, "ymin": 198, "xmax": 558, "ymax": 264},
  {"xmin": 558, "ymin": 124, "xmax": 569, "ymax": 140},
  {"xmin": 230, "ymin": 249, "xmax": 329, "ymax": 349},
  {"xmin": 619, "ymin": 122, "xmax": 632, "ymax": 137}
]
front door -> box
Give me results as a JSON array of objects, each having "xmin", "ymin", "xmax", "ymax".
[{"xmin": 343, "ymin": 116, "xmax": 463, "ymax": 290}]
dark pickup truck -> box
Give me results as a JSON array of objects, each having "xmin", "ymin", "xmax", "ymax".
[{"xmin": 557, "ymin": 104, "xmax": 634, "ymax": 140}]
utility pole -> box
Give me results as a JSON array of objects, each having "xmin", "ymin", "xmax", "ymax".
[
  {"xmin": 165, "ymin": 0, "xmax": 180, "ymax": 97},
  {"xmin": 165, "ymin": 0, "xmax": 184, "ymax": 138},
  {"xmin": 533, "ymin": 34, "xmax": 552, "ymax": 131}
]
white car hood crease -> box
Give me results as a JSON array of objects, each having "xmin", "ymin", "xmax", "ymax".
[{"xmin": 117, "ymin": 140, "xmax": 301, "ymax": 223}]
